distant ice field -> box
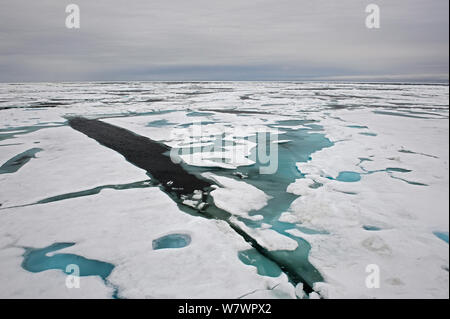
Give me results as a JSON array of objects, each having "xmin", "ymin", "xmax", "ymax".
[{"xmin": 0, "ymin": 82, "xmax": 448, "ymax": 298}]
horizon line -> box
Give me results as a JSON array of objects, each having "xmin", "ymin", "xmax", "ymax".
[{"xmin": 1, "ymin": 79, "xmax": 449, "ymax": 85}]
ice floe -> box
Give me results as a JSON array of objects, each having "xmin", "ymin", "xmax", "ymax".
[{"xmin": 0, "ymin": 81, "xmax": 448, "ymax": 299}]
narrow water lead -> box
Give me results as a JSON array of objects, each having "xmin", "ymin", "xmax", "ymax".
[
  {"xmin": 68, "ymin": 117, "xmax": 320, "ymax": 293},
  {"xmin": 68, "ymin": 117, "xmax": 211, "ymax": 197},
  {"xmin": 0, "ymin": 148, "xmax": 42, "ymax": 174},
  {"xmin": 180, "ymin": 120, "xmax": 334, "ymax": 287},
  {"xmin": 0, "ymin": 180, "xmax": 153, "ymax": 210}
]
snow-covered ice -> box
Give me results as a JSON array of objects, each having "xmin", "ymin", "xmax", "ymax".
[{"xmin": 0, "ymin": 81, "xmax": 448, "ymax": 299}]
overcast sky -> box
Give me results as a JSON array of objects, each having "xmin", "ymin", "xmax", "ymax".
[{"xmin": 0, "ymin": 0, "xmax": 448, "ymax": 82}]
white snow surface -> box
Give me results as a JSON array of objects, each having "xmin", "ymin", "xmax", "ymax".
[
  {"xmin": 288, "ymin": 108, "xmax": 449, "ymax": 298},
  {"xmin": 0, "ymin": 187, "xmax": 292, "ymax": 298},
  {"xmin": 0, "ymin": 82, "xmax": 448, "ymax": 299}
]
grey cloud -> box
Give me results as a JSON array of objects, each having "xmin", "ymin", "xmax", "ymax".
[{"xmin": 0, "ymin": 0, "xmax": 448, "ymax": 82}]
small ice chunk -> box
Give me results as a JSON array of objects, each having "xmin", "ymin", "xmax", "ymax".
[
  {"xmin": 295, "ymin": 283, "xmax": 304, "ymax": 299},
  {"xmin": 309, "ymin": 292, "xmax": 320, "ymax": 299},
  {"xmin": 182, "ymin": 199, "xmax": 198, "ymax": 208},
  {"xmin": 192, "ymin": 190, "xmax": 202, "ymax": 200},
  {"xmin": 233, "ymin": 172, "xmax": 248, "ymax": 179}
]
